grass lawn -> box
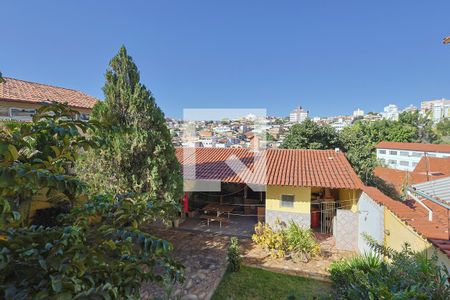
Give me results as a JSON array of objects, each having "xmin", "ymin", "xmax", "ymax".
[{"xmin": 212, "ymin": 266, "xmax": 334, "ymax": 300}]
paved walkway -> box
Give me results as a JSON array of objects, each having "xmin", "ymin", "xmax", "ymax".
[
  {"xmin": 140, "ymin": 227, "xmax": 230, "ymax": 300},
  {"xmin": 140, "ymin": 227, "xmax": 355, "ymax": 299}
]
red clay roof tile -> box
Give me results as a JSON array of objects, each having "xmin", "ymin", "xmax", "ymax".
[
  {"xmin": 0, "ymin": 77, "xmax": 98, "ymax": 109},
  {"xmin": 176, "ymin": 148, "xmax": 363, "ymax": 189},
  {"xmin": 375, "ymin": 141, "xmax": 450, "ymax": 153}
]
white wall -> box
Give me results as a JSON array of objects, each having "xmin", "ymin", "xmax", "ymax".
[
  {"xmin": 377, "ymin": 148, "xmax": 450, "ymax": 171},
  {"xmin": 357, "ymin": 192, "xmax": 385, "ymax": 253}
]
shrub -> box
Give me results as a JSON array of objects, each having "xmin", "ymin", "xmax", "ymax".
[
  {"xmin": 228, "ymin": 237, "xmax": 242, "ymax": 272},
  {"xmin": 283, "ymin": 221, "xmax": 320, "ymax": 262},
  {"xmin": 329, "ymin": 238, "xmax": 450, "ymax": 299},
  {"xmin": 252, "ymin": 221, "xmax": 320, "ymax": 261}
]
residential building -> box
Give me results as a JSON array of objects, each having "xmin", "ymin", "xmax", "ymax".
[
  {"xmin": 421, "ymin": 98, "xmax": 450, "ymax": 123},
  {"xmin": 375, "ymin": 141, "xmax": 450, "ymax": 171},
  {"xmin": 177, "ymin": 147, "xmax": 362, "ymax": 234},
  {"xmin": 381, "ymin": 104, "xmax": 399, "ymax": 121},
  {"xmin": 0, "ymin": 77, "xmax": 97, "ymax": 121},
  {"xmin": 402, "ymin": 104, "xmax": 417, "ymax": 113},
  {"xmin": 353, "ymin": 108, "xmax": 364, "ymax": 118},
  {"xmin": 359, "ymin": 186, "xmax": 450, "ymax": 272},
  {"xmin": 289, "ymin": 106, "xmax": 308, "ymax": 123}
]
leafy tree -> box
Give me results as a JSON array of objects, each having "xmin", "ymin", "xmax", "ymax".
[
  {"xmin": 436, "ymin": 118, "xmax": 450, "ymax": 142},
  {"xmin": 77, "ymin": 46, "xmax": 182, "ymax": 220},
  {"xmin": 0, "ymin": 71, "xmax": 4, "ymax": 83},
  {"xmin": 0, "ymin": 104, "xmax": 182, "ymax": 299},
  {"xmin": 339, "ymin": 123, "xmax": 377, "ymax": 184},
  {"xmin": 281, "ymin": 119, "xmax": 340, "ymax": 150},
  {"xmin": 398, "ymin": 110, "xmax": 440, "ymax": 143}
]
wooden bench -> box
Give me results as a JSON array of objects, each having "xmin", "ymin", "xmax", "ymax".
[{"xmin": 200, "ymin": 214, "xmax": 229, "ymax": 228}]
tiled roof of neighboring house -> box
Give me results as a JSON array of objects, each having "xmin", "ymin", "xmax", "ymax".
[
  {"xmin": 375, "ymin": 141, "xmax": 450, "ymax": 153},
  {"xmin": 374, "ymin": 157, "xmax": 450, "ymax": 193},
  {"xmin": 374, "ymin": 167, "xmax": 430, "ymax": 193},
  {"xmin": 176, "ymin": 148, "xmax": 363, "ymax": 189},
  {"xmin": 0, "ymin": 77, "xmax": 98, "ymax": 109},
  {"xmin": 413, "ymin": 157, "xmax": 450, "ymax": 177},
  {"xmin": 362, "ymin": 186, "xmax": 450, "ymax": 257}
]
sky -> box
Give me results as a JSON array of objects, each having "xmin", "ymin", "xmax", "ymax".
[{"xmin": 2, "ymin": 1, "xmax": 450, "ymax": 118}]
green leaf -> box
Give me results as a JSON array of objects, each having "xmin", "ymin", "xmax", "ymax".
[{"xmin": 50, "ymin": 275, "xmax": 62, "ymax": 293}]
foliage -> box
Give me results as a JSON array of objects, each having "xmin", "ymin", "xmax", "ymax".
[
  {"xmin": 0, "ymin": 71, "xmax": 4, "ymax": 83},
  {"xmin": 0, "ymin": 103, "xmax": 96, "ymax": 227},
  {"xmin": 436, "ymin": 118, "xmax": 450, "ymax": 141},
  {"xmin": 399, "ymin": 110, "xmax": 440, "ymax": 143},
  {"xmin": 77, "ymin": 46, "xmax": 182, "ymax": 222},
  {"xmin": 227, "ymin": 237, "xmax": 242, "ymax": 272},
  {"xmin": 252, "ymin": 221, "xmax": 320, "ymax": 261},
  {"xmin": 0, "ymin": 104, "xmax": 183, "ymax": 299},
  {"xmin": 212, "ymin": 266, "xmax": 333, "ymax": 300},
  {"xmin": 329, "ymin": 236, "xmax": 450, "ymax": 299},
  {"xmin": 283, "ymin": 221, "xmax": 321, "ymax": 262},
  {"xmin": 281, "ymin": 119, "xmax": 340, "ymax": 150},
  {"xmin": 339, "ymin": 122, "xmax": 377, "ymax": 184}
]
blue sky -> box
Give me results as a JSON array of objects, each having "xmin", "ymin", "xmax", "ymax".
[{"xmin": 2, "ymin": 1, "xmax": 450, "ymax": 118}]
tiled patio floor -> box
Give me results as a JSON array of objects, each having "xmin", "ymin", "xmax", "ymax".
[{"xmin": 178, "ymin": 215, "xmax": 257, "ymax": 237}]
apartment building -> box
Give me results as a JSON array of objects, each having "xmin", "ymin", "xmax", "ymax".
[
  {"xmin": 289, "ymin": 106, "xmax": 308, "ymax": 123},
  {"xmin": 0, "ymin": 77, "xmax": 97, "ymax": 121},
  {"xmin": 421, "ymin": 98, "xmax": 450, "ymax": 123},
  {"xmin": 381, "ymin": 104, "xmax": 399, "ymax": 121},
  {"xmin": 375, "ymin": 141, "xmax": 450, "ymax": 171}
]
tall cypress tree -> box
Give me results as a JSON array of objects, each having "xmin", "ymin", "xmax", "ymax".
[{"xmin": 79, "ymin": 46, "xmax": 182, "ymax": 219}]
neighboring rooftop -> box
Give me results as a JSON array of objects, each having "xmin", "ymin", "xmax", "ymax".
[
  {"xmin": 363, "ymin": 186, "xmax": 450, "ymax": 257},
  {"xmin": 375, "ymin": 141, "xmax": 450, "ymax": 153},
  {"xmin": 176, "ymin": 148, "xmax": 363, "ymax": 189},
  {"xmin": 374, "ymin": 157, "xmax": 450, "ymax": 193},
  {"xmin": 0, "ymin": 77, "xmax": 98, "ymax": 109}
]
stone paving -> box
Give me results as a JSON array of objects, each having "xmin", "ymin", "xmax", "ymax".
[
  {"xmin": 140, "ymin": 227, "xmax": 355, "ymax": 299},
  {"xmin": 140, "ymin": 227, "xmax": 230, "ymax": 300}
]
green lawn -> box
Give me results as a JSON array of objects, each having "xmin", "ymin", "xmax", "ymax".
[{"xmin": 212, "ymin": 266, "xmax": 334, "ymax": 300}]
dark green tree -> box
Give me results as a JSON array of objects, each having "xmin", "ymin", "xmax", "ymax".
[
  {"xmin": 78, "ymin": 46, "xmax": 182, "ymax": 221},
  {"xmin": 281, "ymin": 119, "xmax": 340, "ymax": 150}
]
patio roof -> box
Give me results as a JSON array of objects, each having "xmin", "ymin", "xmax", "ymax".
[{"xmin": 176, "ymin": 148, "xmax": 363, "ymax": 189}]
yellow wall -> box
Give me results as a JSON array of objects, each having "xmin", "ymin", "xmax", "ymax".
[
  {"xmin": 384, "ymin": 208, "xmax": 429, "ymax": 252},
  {"xmin": 384, "ymin": 208, "xmax": 450, "ymax": 272},
  {"xmin": 266, "ymin": 185, "xmax": 311, "ymax": 213},
  {"xmin": 338, "ymin": 189, "xmax": 360, "ymax": 212}
]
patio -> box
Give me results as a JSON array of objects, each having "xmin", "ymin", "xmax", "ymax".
[{"xmin": 178, "ymin": 214, "xmax": 257, "ymax": 238}]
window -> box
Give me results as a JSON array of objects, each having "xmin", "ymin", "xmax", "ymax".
[
  {"xmin": 427, "ymin": 153, "xmax": 436, "ymax": 157},
  {"xmin": 399, "ymin": 161, "xmax": 409, "ymax": 166},
  {"xmin": 412, "ymin": 162, "xmax": 418, "ymax": 167},
  {"xmin": 281, "ymin": 195, "xmax": 294, "ymax": 208},
  {"xmin": 411, "ymin": 152, "xmax": 423, "ymax": 157},
  {"xmin": 400, "ymin": 151, "xmax": 409, "ymax": 156},
  {"xmin": 378, "ymin": 150, "xmax": 386, "ymax": 155},
  {"xmin": 389, "ymin": 150, "xmax": 397, "ymax": 155},
  {"xmin": 388, "ymin": 159, "xmax": 397, "ymax": 165},
  {"xmin": 10, "ymin": 108, "xmax": 36, "ymax": 121}
]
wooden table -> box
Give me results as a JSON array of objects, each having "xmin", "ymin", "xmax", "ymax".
[{"xmin": 202, "ymin": 203, "xmax": 234, "ymax": 218}]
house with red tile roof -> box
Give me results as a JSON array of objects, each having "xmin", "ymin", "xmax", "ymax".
[
  {"xmin": 375, "ymin": 141, "xmax": 450, "ymax": 172},
  {"xmin": 176, "ymin": 147, "xmax": 363, "ymax": 240},
  {"xmin": 374, "ymin": 156, "xmax": 450, "ymax": 194},
  {"xmin": 358, "ymin": 185, "xmax": 450, "ymax": 273},
  {"xmin": 0, "ymin": 77, "xmax": 98, "ymax": 121}
]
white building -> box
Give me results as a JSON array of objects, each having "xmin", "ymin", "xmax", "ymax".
[
  {"xmin": 330, "ymin": 118, "xmax": 350, "ymax": 132},
  {"xmin": 353, "ymin": 108, "xmax": 364, "ymax": 118},
  {"xmin": 421, "ymin": 98, "xmax": 450, "ymax": 123},
  {"xmin": 381, "ymin": 104, "xmax": 399, "ymax": 121},
  {"xmin": 289, "ymin": 107, "xmax": 309, "ymax": 123},
  {"xmin": 375, "ymin": 141, "xmax": 450, "ymax": 171}
]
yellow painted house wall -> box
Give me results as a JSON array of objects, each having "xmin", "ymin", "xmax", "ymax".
[
  {"xmin": 338, "ymin": 189, "xmax": 360, "ymax": 212},
  {"xmin": 266, "ymin": 185, "xmax": 311, "ymax": 213},
  {"xmin": 384, "ymin": 208, "xmax": 429, "ymax": 252},
  {"xmin": 384, "ymin": 208, "xmax": 450, "ymax": 272}
]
